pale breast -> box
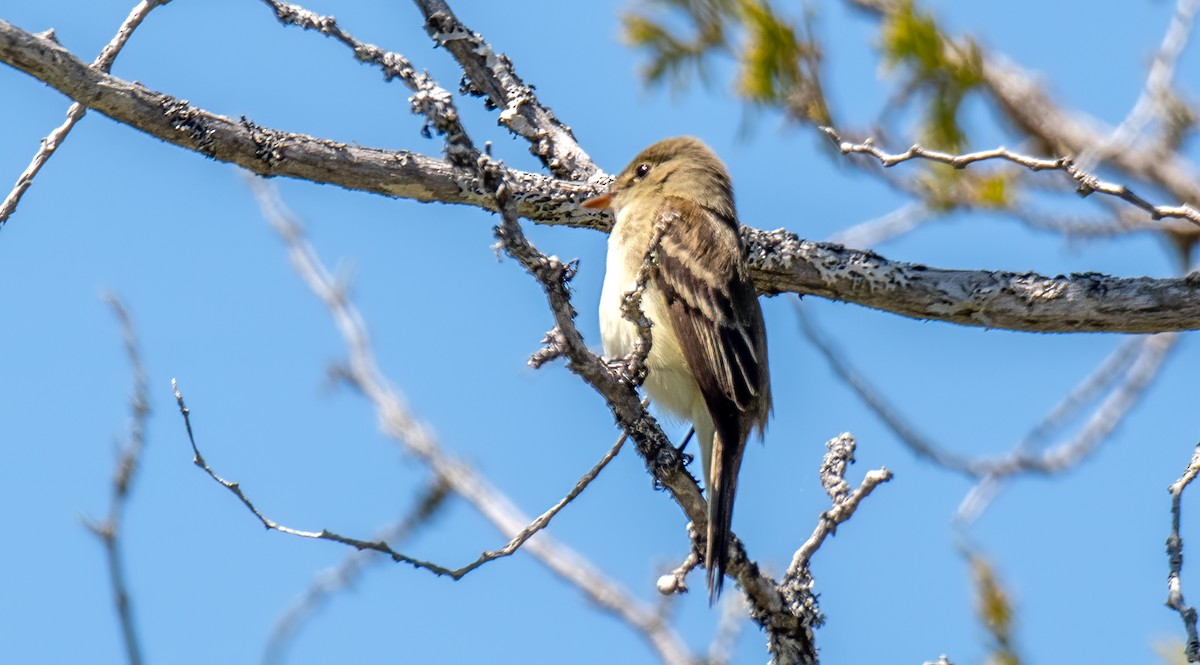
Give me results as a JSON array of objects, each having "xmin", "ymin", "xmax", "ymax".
[{"xmin": 599, "ymin": 207, "xmax": 705, "ymax": 422}]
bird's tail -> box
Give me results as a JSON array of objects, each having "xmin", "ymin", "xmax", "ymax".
[{"xmin": 706, "ymin": 428, "xmax": 742, "ymax": 604}]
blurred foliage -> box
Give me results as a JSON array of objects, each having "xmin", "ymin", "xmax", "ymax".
[
  {"xmin": 879, "ymin": 0, "xmax": 982, "ymax": 152},
  {"xmin": 623, "ymin": 0, "xmax": 733, "ymax": 90},
  {"xmin": 622, "ymin": 0, "xmax": 830, "ymax": 124},
  {"xmin": 918, "ymin": 167, "xmax": 1011, "ymax": 212},
  {"xmin": 1153, "ymin": 639, "xmax": 1191, "ymax": 665},
  {"xmin": 623, "ymin": 0, "xmax": 1011, "ymax": 213},
  {"xmin": 970, "ymin": 553, "xmax": 1022, "ymax": 665}
]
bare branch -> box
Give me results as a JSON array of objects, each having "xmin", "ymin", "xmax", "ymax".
[
  {"xmin": 846, "ymin": 0, "xmax": 1200, "ymax": 211},
  {"xmin": 798, "ymin": 303, "xmax": 1177, "ymax": 481},
  {"xmin": 786, "ymin": 433, "xmax": 893, "ymax": 575},
  {"xmin": 821, "ymin": 127, "xmax": 1200, "ymax": 226},
  {"xmin": 86, "ymin": 294, "xmax": 151, "ymax": 665},
  {"xmin": 173, "ymin": 379, "xmax": 468, "ymax": 576},
  {"xmin": 1079, "ymin": 0, "xmax": 1200, "ymax": 167},
  {"xmin": 7, "ymin": 20, "xmax": 1200, "ymax": 334},
  {"xmin": 614, "ymin": 219, "xmax": 670, "ymax": 386},
  {"xmin": 473, "ymin": 430, "xmax": 626, "ymax": 566},
  {"xmin": 751, "ymin": 226, "xmax": 1200, "ymax": 333},
  {"xmin": 825, "ymin": 202, "xmax": 933, "ymax": 248},
  {"xmin": 257, "ymin": 0, "xmax": 478, "ymax": 167},
  {"xmin": 263, "ymin": 477, "xmax": 452, "ymax": 665},
  {"xmin": 244, "ymin": 180, "xmax": 697, "ymax": 665},
  {"xmin": 800, "ymin": 298, "xmax": 1178, "ymax": 530},
  {"xmin": 1167, "ymin": 442, "xmax": 1200, "ymax": 662},
  {"xmin": 172, "ymin": 374, "xmax": 631, "ymax": 578},
  {"xmin": 478, "ymin": 156, "xmax": 816, "ymax": 661},
  {"xmin": 0, "ymin": 0, "xmax": 169, "ymax": 225},
  {"xmin": 411, "ymin": 0, "xmax": 598, "ymax": 182},
  {"xmin": 0, "ymin": 19, "xmax": 598, "ymax": 226}
]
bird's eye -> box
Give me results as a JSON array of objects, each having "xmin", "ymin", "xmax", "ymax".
[{"xmin": 635, "ymin": 163, "xmax": 651, "ymax": 178}]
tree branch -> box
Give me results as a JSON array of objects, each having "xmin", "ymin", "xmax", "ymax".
[
  {"xmin": 848, "ymin": 0, "xmax": 1200, "ymax": 209},
  {"xmin": 0, "ymin": 0, "xmax": 169, "ymax": 226},
  {"xmin": 821, "ymin": 127, "xmax": 1200, "ymax": 225},
  {"xmin": 244, "ymin": 180, "xmax": 699, "ymax": 665},
  {"xmin": 410, "ymin": 0, "xmax": 598, "ymax": 182},
  {"xmin": 5, "ymin": 18, "xmax": 1200, "ymax": 334},
  {"xmin": 86, "ymin": 294, "xmax": 151, "ymax": 665},
  {"xmin": 479, "ymin": 154, "xmax": 819, "ymax": 663},
  {"xmin": 257, "ymin": 0, "xmax": 479, "ymax": 168},
  {"xmin": 1167, "ymin": 442, "xmax": 1200, "ymax": 662},
  {"xmin": 263, "ymin": 477, "xmax": 453, "ymax": 665}
]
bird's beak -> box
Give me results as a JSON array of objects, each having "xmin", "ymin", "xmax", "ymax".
[{"xmin": 581, "ymin": 192, "xmax": 613, "ymax": 210}]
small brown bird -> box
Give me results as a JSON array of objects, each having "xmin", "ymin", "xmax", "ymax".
[{"xmin": 584, "ymin": 137, "xmax": 771, "ymax": 601}]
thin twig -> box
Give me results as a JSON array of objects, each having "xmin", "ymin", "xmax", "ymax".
[
  {"xmin": 173, "ymin": 375, "xmax": 627, "ymax": 579},
  {"xmin": 786, "ymin": 434, "xmax": 892, "ymax": 575},
  {"xmin": 240, "ymin": 179, "xmax": 696, "ymax": 665},
  {"xmin": 616, "ymin": 218, "xmax": 670, "ymax": 386},
  {"xmin": 821, "ymin": 126, "xmax": 1200, "ymax": 226},
  {"xmin": 263, "ymin": 477, "xmax": 452, "ymax": 665},
  {"xmin": 173, "ymin": 379, "xmax": 465, "ymax": 575},
  {"xmin": 410, "ymin": 0, "xmax": 598, "ymax": 182},
  {"xmin": 1167, "ymin": 442, "xmax": 1200, "ymax": 662},
  {"xmin": 258, "ymin": 0, "xmax": 477, "ymax": 167},
  {"xmin": 0, "ymin": 0, "xmax": 169, "ymax": 225}
]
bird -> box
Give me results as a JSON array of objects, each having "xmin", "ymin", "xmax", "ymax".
[{"xmin": 583, "ymin": 136, "xmax": 772, "ymax": 601}]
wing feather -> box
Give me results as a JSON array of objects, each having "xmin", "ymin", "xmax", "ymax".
[
  {"xmin": 652, "ymin": 195, "xmax": 771, "ymax": 599},
  {"xmin": 653, "ymin": 196, "xmax": 770, "ymax": 430}
]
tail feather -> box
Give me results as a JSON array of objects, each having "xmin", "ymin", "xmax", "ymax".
[{"xmin": 705, "ymin": 428, "xmax": 744, "ymax": 603}]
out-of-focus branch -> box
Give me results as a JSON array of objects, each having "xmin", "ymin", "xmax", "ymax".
[
  {"xmin": 86, "ymin": 295, "xmax": 151, "ymax": 665},
  {"xmin": 0, "ymin": 0, "xmax": 169, "ymax": 225},
  {"xmin": 244, "ymin": 181, "xmax": 698, "ymax": 665},
  {"xmin": 1167, "ymin": 442, "xmax": 1200, "ymax": 662},
  {"xmin": 825, "ymin": 202, "xmax": 932, "ymax": 248},
  {"xmin": 707, "ymin": 590, "xmax": 749, "ymax": 665},
  {"xmin": 822, "ymin": 127, "xmax": 1200, "ymax": 226},
  {"xmin": 478, "ymin": 156, "xmax": 819, "ymax": 662},
  {"xmin": 263, "ymin": 477, "xmax": 452, "ymax": 665},
  {"xmin": 410, "ymin": 0, "xmax": 599, "ymax": 183},
  {"xmin": 848, "ymin": 0, "xmax": 1200, "ymax": 209},
  {"xmin": 798, "ymin": 301, "xmax": 1177, "ymax": 524},
  {"xmin": 1079, "ymin": 0, "xmax": 1200, "ymax": 167}
]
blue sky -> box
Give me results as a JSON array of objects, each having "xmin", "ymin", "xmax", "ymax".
[{"xmin": 2, "ymin": 1, "xmax": 1198, "ymax": 663}]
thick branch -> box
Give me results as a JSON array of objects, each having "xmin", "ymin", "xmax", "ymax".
[
  {"xmin": 0, "ymin": 19, "xmax": 597, "ymax": 228},
  {"xmin": 5, "ymin": 19, "xmax": 1200, "ymax": 334},
  {"xmin": 749, "ymin": 227, "xmax": 1200, "ymax": 333},
  {"xmin": 0, "ymin": 0, "xmax": 169, "ymax": 225}
]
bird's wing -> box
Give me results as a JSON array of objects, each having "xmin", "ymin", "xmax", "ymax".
[
  {"xmin": 653, "ymin": 196, "xmax": 770, "ymax": 430},
  {"xmin": 652, "ymin": 195, "xmax": 771, "ymax": 599}
]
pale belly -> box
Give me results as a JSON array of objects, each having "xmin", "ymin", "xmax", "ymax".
[{"xmin": 599, "ymin": 230, "xmax": 706, "ymax": 425}]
